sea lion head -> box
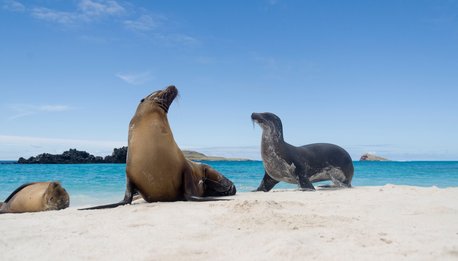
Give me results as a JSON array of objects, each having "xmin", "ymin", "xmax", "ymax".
[
  {"xmin": 138, "ymin": 85, "xmax": 178, "ymax": 114},
  {"xmin": 199, "ymin": 163, "xmax": 237, "ymax": 197},
  {"xmin": 44, "ymin": 182, "xmax": 70, "ymax": 210},
  {"xmin": 251, "ymin": 112, "xmax": 283, "ymax": 139}
]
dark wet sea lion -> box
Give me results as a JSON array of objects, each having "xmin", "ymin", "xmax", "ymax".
[
  {"xmin": 251, "ymin": 112, "xmax": 354, "ymax": 191},
  {"xmin": 0, "ymin": 182, "xmax": 70, "ymax": 214},
  {"xmin": 82, "ymin": 85, "xmax": 235, "ymax": 210}
]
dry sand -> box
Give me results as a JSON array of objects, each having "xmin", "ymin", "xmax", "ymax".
[{"xmin": 1, "ymin": 185, "xmax": 457, "ymax": 261}]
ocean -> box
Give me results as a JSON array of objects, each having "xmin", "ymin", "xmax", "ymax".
[{"xmin": 1, "ymin": 161, "xmax": 457, "ymax": 207}]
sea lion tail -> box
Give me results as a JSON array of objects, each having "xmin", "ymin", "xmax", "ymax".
[
  {"xmin": 79, "ymin": 180, "xmax": 137, "ymax": 210},
  {"xmin": 78, "ymin": 200, "xmax": 129, "ymax": 210}
]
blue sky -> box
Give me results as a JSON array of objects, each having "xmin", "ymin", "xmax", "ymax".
[{"xmin": 1, "ymin": 0, "xmax": 457, "ymax": 160}]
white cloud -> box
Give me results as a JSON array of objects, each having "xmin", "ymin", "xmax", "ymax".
[
  {"xmin": 123, "ymin": 14, "xmax": 158, "ymax": 31},
  {"xmin": 2, "ymin": 0, "xmax": 25, "ymax": 12},
  {"xmin": 31, "ymin": 7, "xmax": 77, "ymax": 24},
  {"xmin": 4, "ymin": 1, "xmax": 200, "ymax": 47},
  {"xmin": 39, "ymin": 105, "xmax": 71, "ymax": 112},
  {"xmin": 153, "ymin": 33, "xmax": 200, "ymax": 47},
  {"xmin": 7, "ymin": 104, "xmax": 71, "ymax": 119},
  {"xmin": 30, "ymin": 0, "xmax": 125, "ymax": 25},
  {"xmin": 78, "ymin": 0, "xmax": 124, "ymax": 17},
  {"xmin": 116, "ymin": 71, "xmax": 154, "ymax": 85}
]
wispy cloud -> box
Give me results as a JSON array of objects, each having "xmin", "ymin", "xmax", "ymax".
[
  {"xmin": 4, "ymin": 1, "xmax": 200, "ymax": 46},
  {"xmin": 2, "ymin": 0, "xmax": 25, "ymax": 12},
  {"xmin": 78, "ymin": 0, "xmax": 124, "ymax": 17},
  {"xmin": 123, "ymin": 14, "xmax": 160, "ymax": 31},
  {"xmin": 154, "ymin": 33, "xmax": 200, "ymax": 47},
  {"xmin": 29, "ymin": 0, "xmax": 125, "ymax": 25},
  {"xmin": 31, "ymin": 7, "xmax": 77, "ymax": 24},
  {"xmin": 7, "ymin": 104, "xmax": 71, "ymax": 119},
  {"xmin": 116, "ymin": 71, "xmax": 154, "ymax": 85}
]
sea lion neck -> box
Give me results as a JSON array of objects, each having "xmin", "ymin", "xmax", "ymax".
[{"xmin": 261, "ymin": 125, "xmax": 284, "ymax": 148}]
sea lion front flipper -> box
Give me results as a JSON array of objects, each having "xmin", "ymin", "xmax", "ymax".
[
  {"xmin": 254, "ymin": 172, "xmax": 279, "ymax": 192},
  {"xmin": 79, "ymin": 178, "xmax": 136, "ymax": 210}
]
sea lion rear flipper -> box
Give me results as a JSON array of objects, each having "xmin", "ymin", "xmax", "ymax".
[
  {"xmin": 296, "ymin": 169, "xmax": 315, "ymax": 191},
  {"xmin": 79, "ymin": 179, "xmax": 136, "ymax": 210},
  {"xmin": 182, "ymin": 167, "xmax": 234, "ymax": 201},
  {"xmin": 182, "ymin": 165, "xmax": 205, "ymax": 201}
]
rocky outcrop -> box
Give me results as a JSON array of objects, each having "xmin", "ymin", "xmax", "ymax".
[
  {"xmin": 18, "ymin": 147, "xmax": 127, "ymax": 164},
  {"xmin": 360, "ymin": 153, "xmax": 389, "ymax": 161},
  {"xmin": 103, "ymin": 146, "xmax": 128, "ymax": 163}
]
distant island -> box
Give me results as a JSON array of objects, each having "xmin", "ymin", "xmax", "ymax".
[
  {"xmin": 17, "ymin": 147, "xmax": 248, "ymax": 164},
  {"xmin": 182, "ymin": 150, "xmax": 249, "ymax": 161},
  {"xmin": 360, "ymin": 153, "xmax": 390, "ymax": 161}
]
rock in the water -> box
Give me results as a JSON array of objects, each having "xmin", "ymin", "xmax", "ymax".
[{"xmin": 360, "ymin": 153, "xmax": 389, "ymax": 161}]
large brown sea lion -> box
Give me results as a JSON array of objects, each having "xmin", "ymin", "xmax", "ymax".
[
  {"xmin": 0, "ymin": 182, "xmax": 70, "ymax": 214},
  {"xmin": 82, "ymin": 85, "xmax": 235, "ymax": 210}
]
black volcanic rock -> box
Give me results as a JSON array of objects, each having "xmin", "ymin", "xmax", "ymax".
[
  {"xmin": 104, "ymin": 146, "xmax": 128, "ymax": 163},
  {"xmin": 18, "ymin": 148, "xmax": 127, "ymax": 164}
]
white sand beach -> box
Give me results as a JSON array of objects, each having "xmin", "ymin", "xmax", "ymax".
[{"xmin": 1, "ymin": 185, "xmax": 457, "ymax": 261}]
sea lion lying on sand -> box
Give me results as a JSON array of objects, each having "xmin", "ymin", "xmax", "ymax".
[
  {"xmin": 82, "ymin": 85, "xmax": 236, "ymax": 210},
  {"xmin": 0, "ymin": 182, "xmax": 70, "ymax": 214}
]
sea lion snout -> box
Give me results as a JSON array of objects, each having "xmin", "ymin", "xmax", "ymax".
[
  {"xmin": 143, "ymin": 85, "xmax": 179, "ymax": 113},
  {"xmin": 251, "ymin": 112, "xmax": 262, "ymax": 122},
  {"xmin": 251, "ymin": 112, "xmax": 283, "ymax": 132}
]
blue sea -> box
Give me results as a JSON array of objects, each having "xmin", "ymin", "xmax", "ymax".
[{"xmin": 1, "ymin": 161, "xmax": 457, "ymax": 207}]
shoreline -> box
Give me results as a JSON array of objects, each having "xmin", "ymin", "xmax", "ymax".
[{"xmin": 1, "ymin": 185, "xmax": 457, "ymax": 260}]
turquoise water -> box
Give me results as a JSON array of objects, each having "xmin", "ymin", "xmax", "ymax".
[{"xmin": 1, "ymin": 161, "xmax": 457, "ymax": 207}]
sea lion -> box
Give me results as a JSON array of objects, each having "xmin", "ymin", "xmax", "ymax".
[
  {"xmin": 251, "ymin": 112, "xmax": 354, "ymax": 191},
  {"xmin": 0, "ymin": 182, "xmax": 70, "ymax": 214},
  {"xmin": 82, "ymin": 85, "xmax": 235, "ymax": 210}
]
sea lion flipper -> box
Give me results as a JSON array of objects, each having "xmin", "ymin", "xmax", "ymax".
[
  {"xmin": 79, "ymin": 179, "xmax": 136, "ymax": 210},
  {"xmin": 296, "ymin": 169, "xmax": 315, "ymax": 191},
  {"xmin": 182, "ymin": 166, "xmax": 205, "ymax": 201},
  {"xmin": 255, "ymin": 172, "xmax": 279, "ymax": 192}
]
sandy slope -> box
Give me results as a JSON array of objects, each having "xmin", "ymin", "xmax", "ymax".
[{"xmin": 1, "ymin": 185, "xmax": 457, "ymax": 261}]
